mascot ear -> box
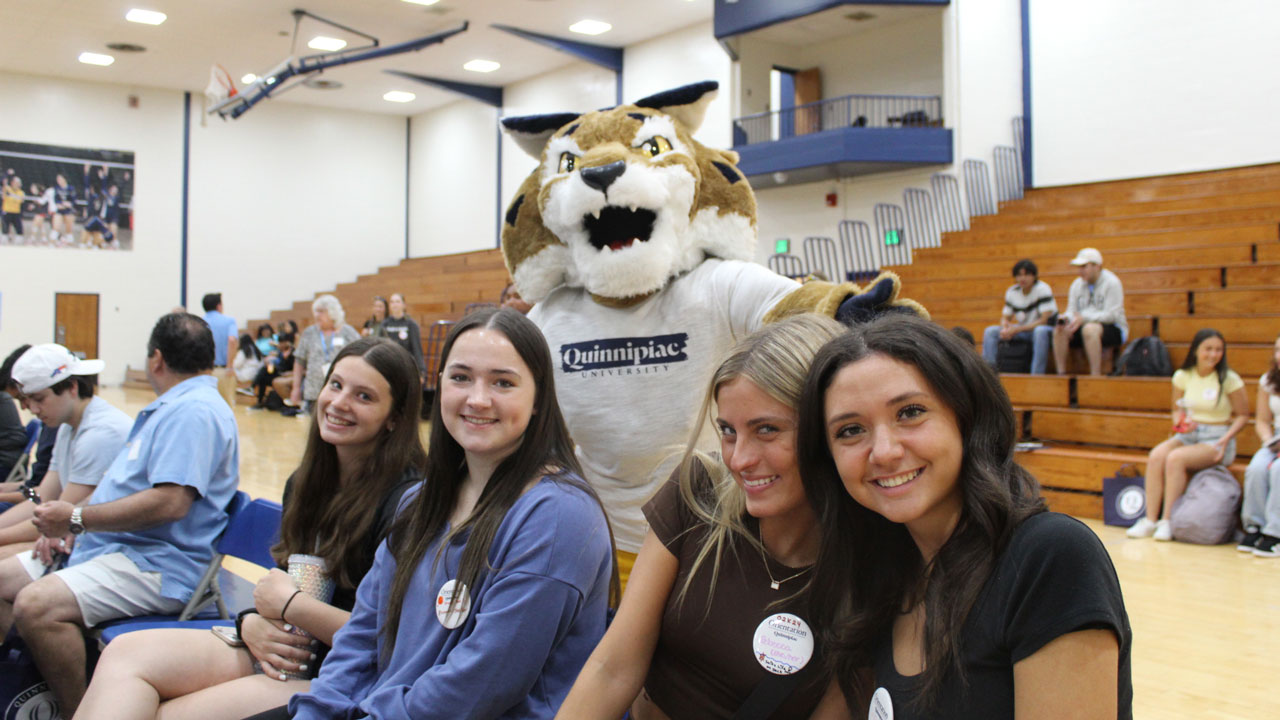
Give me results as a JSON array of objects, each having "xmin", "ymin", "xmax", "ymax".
[
  {"xmin": 634, "ymin": 80, "xmax": 719, "ymax": 134},
  {"xmin": 501, "ymin": 112, "xmax": 583, "ymax": 159}
]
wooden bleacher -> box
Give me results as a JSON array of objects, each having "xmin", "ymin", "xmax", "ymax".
[
  {"xmin": 894, "ymin": 162, "xmax": 1280, "ymax": 519},
  {"xmin": 245, "ymin": 249, "xmax": 511, "ymax": 381}
]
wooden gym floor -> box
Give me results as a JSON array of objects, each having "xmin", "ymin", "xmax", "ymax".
[{"xmin": 96, "ymin": 386, "xmax": 1278, "ymax": 719}]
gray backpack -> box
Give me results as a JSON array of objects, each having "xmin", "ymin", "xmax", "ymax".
[{"xmin": 1169, "ymin": 466, "xmax": 1241, "ymax": 544}]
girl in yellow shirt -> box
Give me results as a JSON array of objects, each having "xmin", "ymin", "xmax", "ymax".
[{"xmin": 1128, "ymin": 329, "xmax": 1249, "ymax": 541}]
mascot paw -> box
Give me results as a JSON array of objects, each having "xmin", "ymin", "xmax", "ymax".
[{"xmin": 836, "ymin": 272, "xmax": 930, "ymax": 325}]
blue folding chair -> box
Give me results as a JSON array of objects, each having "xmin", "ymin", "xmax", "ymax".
[
  {"xmin": 96, "ymin": 493, "xmax": 283, "ymax": 645},
  {"xmin": 3, "ymin": 420, "xmax": 41, "ymax": 486}
]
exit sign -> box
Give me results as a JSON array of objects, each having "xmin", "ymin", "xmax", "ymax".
[
  {"xmin": 774, "ymin": 238, "xmax": 790, "ymax": 253},
  {"xmin": 884, "ymin": 230, "xmax": 901, "ymax": 246}
]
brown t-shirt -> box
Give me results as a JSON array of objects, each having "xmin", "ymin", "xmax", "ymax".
[{"xmin": 641, "ymin": 475, "xmax": 828, "ymax": 719}]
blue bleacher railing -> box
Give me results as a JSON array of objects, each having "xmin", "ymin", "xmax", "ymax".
[{"xmin": 734, "ymin": 93, "xmax": 943, "ymax": 146}]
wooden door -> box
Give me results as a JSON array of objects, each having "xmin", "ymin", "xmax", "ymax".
[
  {"xmin": 54, "ymin": 293, "xmax": 98, "ymax": 359},
  {"xmin": 794, "ymin": 67, "xmax": 822, "ymax": 135}
]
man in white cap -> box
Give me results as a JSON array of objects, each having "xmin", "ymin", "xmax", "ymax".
[
  {"xmin": 1053, "ymin": 247, "xmax": 1128, "ymax": 375},
  {"xmin": 0, "ymin": 345, "xmax": 132, "ymax": 556},
  {"xmin": 0, "ymin": 313, "xmax": 239, "ymax": 715}
]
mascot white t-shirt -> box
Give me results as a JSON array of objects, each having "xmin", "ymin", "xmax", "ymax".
[{"xmin": 531, "ymin": 259, "xmax": 798, "ymax": 551}]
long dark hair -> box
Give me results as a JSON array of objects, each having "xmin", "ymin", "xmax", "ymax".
[
  {"xmin": 796, "ymin": 314, "xmax": 1046, "ymax": 713},
  {"xmin": 383, "ymin": 308, "xmax": 616, "ymax": 653},
  {"xmin": 239, "ymin": 333, "xmax": 261, "ymax": 361},
  {"xmin": 1181, "ymin": 328, "xmax": 1230, "ymax": 407},
  {"xmin": 273, "ymin": 336, "xmax": 426, "ymax": 588}
]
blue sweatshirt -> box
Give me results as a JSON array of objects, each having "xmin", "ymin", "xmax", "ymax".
[{"xmin": 291, "ymin": 475, "xmax": 613, "ymax": 720}]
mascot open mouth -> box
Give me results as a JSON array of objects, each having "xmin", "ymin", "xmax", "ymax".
[{"xmin": 582, "ymin": 206, "xmax": 657, "ymax": 252}]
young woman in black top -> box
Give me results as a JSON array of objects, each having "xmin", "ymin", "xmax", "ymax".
[
  {"xmin": 798, "ymin": 314, "xmax": 1132, "ymax": 720},
  {"xmin": 78, "ymin": 337, "xmax": 427, "ymax": 720}
]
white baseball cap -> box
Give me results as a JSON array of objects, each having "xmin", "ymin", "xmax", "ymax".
[
  {"xmin": 11, "ymin": 344, "xmax": 105, "ymax": 394},
  {"xmin": 1070, "ymin": 248, "xmax": 1103, "ymax": 266}
]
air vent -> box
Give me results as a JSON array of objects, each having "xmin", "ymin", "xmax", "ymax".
[
  {"xmin": 106, "ymin": 42, "xmax": 146, "ymax": 52},
  {"xmin": 845, "ymin": 11, "xmax": 876, "ymax": 22},
  {"xmin": 304, "ymin": 78, "xmax": 343, "ymax": 90}
]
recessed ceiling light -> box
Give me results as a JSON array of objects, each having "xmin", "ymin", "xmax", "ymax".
[
  {"xmin": 401, "ymin": 0, "xmax": 440, "ymax": 5},
  {"xmin": 463, "ymin": 59, "xmax": 500, "ymax": 73},
  {"xmin": 241, "ymin": 73, "xmax": 258, "ymax": 84},
  {"xmin": 384, "ymin": 90, "xmax": 416, "ymax": 103},
  {"xmin": 308, "ymin": 36, "xmax": 347, "ymax": 52},
  {"xmin": 78, "ymin": 52, "xmax": 115, "ymax": 66},
  {"xmin": 125, "ymin": 8, "xmax": 167, "ymax": 25},
  {"xmin": 569, "ymin": 19, "xmax": 612, "ymax": 36}
]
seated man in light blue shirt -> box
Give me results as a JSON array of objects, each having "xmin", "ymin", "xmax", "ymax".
[{"xmin": 0, "ymin": 313, "xmax": 239, "ymax": 716}]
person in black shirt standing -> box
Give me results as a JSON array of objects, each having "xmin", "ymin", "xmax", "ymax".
[
  {"xmin": 381, "ymin": 293, "xmax": 426, "ymax": 383},
  {"xmin": 798, "ymin": 315, "xmax": 1132, "ymax": 720}
]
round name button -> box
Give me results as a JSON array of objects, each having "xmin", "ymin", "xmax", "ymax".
[
  {"xmin": 869, "ymin": 687, "xmax": 893, "ymax": 720},
  {"xmin": 435, "ymin": 579, "xmax": 471, "ymax": 629},
  {"xmin": 751, "ymin": 612, "xmax": 814, "ymax": 676}
]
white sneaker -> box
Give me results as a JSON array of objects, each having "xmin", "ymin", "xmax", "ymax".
[
  {"xmin": 1126, "ymin": 517, "xmax": 1157, "ymax": 538},
  {"xmin": 1153, "ymin": 519, "xmax": 1173, "ymax": 541}
]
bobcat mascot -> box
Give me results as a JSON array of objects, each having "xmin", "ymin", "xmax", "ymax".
[{"xmin": 500, "ymin": 81, "xmax": 925, "ymax": 573}]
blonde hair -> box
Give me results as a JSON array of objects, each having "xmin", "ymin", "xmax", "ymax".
[{"xmin": 672, "ymin": 313, "xmax": 845, "ymax": 610}]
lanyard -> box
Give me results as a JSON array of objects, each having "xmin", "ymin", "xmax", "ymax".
[{"xmin": 321, "ymin": 331, "xmax": 335, "ymax": 361}]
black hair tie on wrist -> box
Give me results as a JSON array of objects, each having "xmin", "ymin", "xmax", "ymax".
[{"xmin": 280, "ymin": 589, "xmax": 303, "ymax": 624}]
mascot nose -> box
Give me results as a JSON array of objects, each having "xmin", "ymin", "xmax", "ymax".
[{"xmin": 579, "ymin": 161, "xmax": 626, "ymax": 193}]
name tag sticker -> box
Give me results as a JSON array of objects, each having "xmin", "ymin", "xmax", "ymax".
[
  {"xmin": 332, "ymin": 337, "xmax": 345, "ymax": 348},
  {"xmin": 435, "ymin": 579, "xmax": 471, "ymax": 629},
  {"xmin": 752, "ymin": 613, "xmax": 814, "ymax": 675},
  {"xmin": 869, "ymin": 687, "xmax": 893, "ymax": 720},
  {"xmin": 127, "ymin": 441, "xmax": 141, "ymax": 461}
]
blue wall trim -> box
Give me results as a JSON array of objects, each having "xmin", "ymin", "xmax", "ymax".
[
  {"xmin": 1020, "ymin": 0, "xmax": 1033, "ymax": 188},
  {"xmin": 491, "ymin": 24, "xmax": 623, "ymax": 73},
  {"xmin": 180, "ymin": 91, "xmax": 190, "ymax": 308},
  {"xmin": 405, "ymin": 117, "xmax": 411, "ymax": 259},
  {"xmin": 386, "ymin": 70, "xmax": 503, "ymax": 107},
  {"xmin": 496, "ymin": 111, "xmax": 503, "ymax": 249},
  {"xmin": 735, "ymin": 127, "xmax": 953, "ymax": 176},
  {"xmin": 715, "ymin": 0, "xmax": 949, "ymax": 39}
]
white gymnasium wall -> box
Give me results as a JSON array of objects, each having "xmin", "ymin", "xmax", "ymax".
[
  {"xmin": 499, "ymin": 62, "xmax": 617, "ymax": 217},
  {"xmin": 187, "ymin": 98, "xmax": 407, "ymax": 332},
  {"xmin": 753, "ymin": 168, "xmax": 940, "ymax": 262},
  {"xmin": 0, "ymin": 73, "xmax": 184, "ymax": 384},
  {"xmin": 1031, "ymin": 0, "xmax": 1280, "ymax": 186},
  {"xmin": 624, "ymin": 21, "xmax": 734, "ymax": 150},
  {"xmin": 950, "ymin": 0, "xmax": 1022, "ymax": 168},
  {"xmin": 409, "ymin": 100, "xmax": 499, "ymax": 257},
  {"xmin": 802, "ymin": 12, "xmax": 944, "ymax": 100}
]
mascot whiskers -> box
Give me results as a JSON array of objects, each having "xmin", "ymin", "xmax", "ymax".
[{"xmin": 501, "ymin": 81, "xmax": 926, "ymax": 574}]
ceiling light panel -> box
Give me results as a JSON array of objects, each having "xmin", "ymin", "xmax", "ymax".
[
  {"xmin": 384, "ymin": 91, "xmax": 416, "ymax": 103},
  {"xmin": 308, "ymin": 36, "xmax": 347, "ymax": 52},
  {"xmin": 241, "ymin": 73, "xmax": 258, "ymax": 84},
  {"xmin": 401, "ymin": 0, "xmax": 441, "ymax": 5},
  {"xmin": 463, "ymin": 59, "xmax": 500, "ymax": 73},
  {"xmin": 78, "ymin": 52, "xmax": 115, "ymax": 66},
  {"xmin": 569, "ymin": 19, "xmax": 612, "ymax": 36},
  {"xmin": 125, "ymin": 9, "xmax": 167, "ymax": 25}
]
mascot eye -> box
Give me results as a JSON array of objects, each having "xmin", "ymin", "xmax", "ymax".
[
  {"xmin": 638, "ymin": 136, "xmax": 672, "ymax": 158},
  {"xmin": 558, "ymin": 152, "xmax": 578, "ymax": 173}
]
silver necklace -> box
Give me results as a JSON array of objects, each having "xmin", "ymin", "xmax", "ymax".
[{"xmin": 756, "ymin": 530, "xmax": 812, "ymax": 590}]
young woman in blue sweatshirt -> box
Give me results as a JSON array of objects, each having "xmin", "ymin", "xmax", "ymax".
[{"xmin": 290, "ymin": 307, "xmax": 616, "ymax": 720}]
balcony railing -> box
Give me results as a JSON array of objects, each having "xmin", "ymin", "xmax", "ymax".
[{"xmin": 734, "ymin": 93, "xmax": 943, "ymax": 147}]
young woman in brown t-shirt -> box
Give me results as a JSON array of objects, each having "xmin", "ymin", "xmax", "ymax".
[{"xmin": 557, "ymin": 314, "xmax": 849, "ymax": 720}]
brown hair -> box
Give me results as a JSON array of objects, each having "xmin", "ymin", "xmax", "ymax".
[{"xmin": 273, "ymin": 336, "xmax": 426, "ymax": 588}]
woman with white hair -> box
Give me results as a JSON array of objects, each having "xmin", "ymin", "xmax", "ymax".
[{"xmin": 289, "ymin": 295, "xmax": 360, "ymax": 413}]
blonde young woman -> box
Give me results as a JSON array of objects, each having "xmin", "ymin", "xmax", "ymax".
[
  {"xmin": 1128, "ymin": 328, "xmax": 1249, "ymax": 541},
  {"xmin": 558, "ymin": 314, "xmax": 849, "ymax": 720}
]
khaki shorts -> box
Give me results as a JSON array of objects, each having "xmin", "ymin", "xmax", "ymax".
[{"xmin": 19, "ymin": 551, "xmax": 186, "ymax": 628}]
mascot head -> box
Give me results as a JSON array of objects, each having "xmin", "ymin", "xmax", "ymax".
[{"xmin": 501, "ymin": 81, "xmax": 755, "ymax": 307}]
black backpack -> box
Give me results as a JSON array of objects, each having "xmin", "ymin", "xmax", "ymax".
[{"xmin": 1113, "ymin": 336, "xmax": 1173, "ymax": 376}]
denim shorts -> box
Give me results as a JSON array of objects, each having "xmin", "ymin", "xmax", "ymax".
[{"xmin": 1174, "ymin": 422, "xmax": 1236, "ymax": 464}]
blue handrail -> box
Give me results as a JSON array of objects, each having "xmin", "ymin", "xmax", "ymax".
[{"xmin": 733, "ymin": 93, "xmax": 943, "ymax": 146}]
